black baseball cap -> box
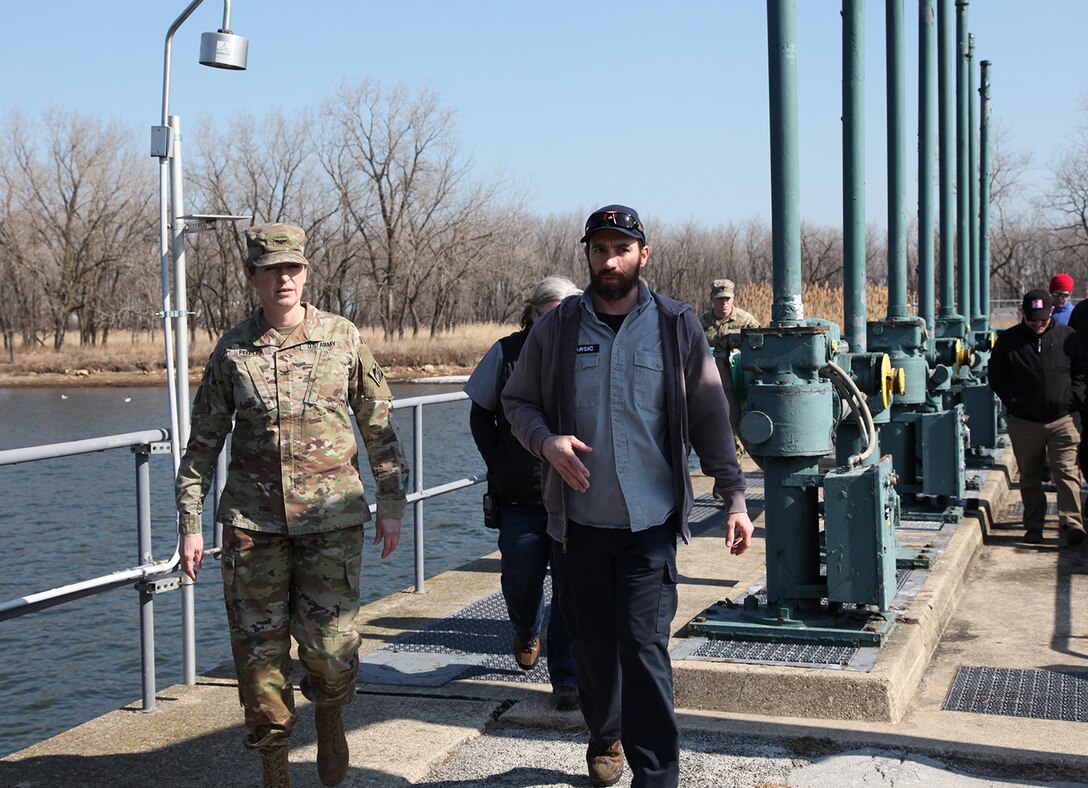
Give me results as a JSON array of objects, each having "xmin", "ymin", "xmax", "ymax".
[
  {"xmin": 580, "ymin": 204, "xmax": 646, "ymax": 244},
  {"xmin": 1022, "ymin": 289, "xmax": 1053, "ymax": 321}
]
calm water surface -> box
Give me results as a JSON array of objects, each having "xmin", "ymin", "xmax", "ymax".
[{"xmin": 0, "ymin": 383, "xmax": 492, "ymax": 757}]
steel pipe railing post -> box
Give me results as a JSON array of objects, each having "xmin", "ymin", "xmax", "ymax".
[
  {"xmin": 968, "ymin": 33, "xmax": 981, "ymax": 323},
  {"xmin": 956, "ymin": 0, "xmax": 971, "ymax": 318},
  {"xmin": 168, "ymin": 114, "xmax": 197, "ymax": 686},
  {"xmin": 767, "ymin": 0, "xmax": 803, "ymax": 325},
  {"xmin": 979, "ymin": 60, "xmax": 992, "ymax": 321},
  {"xmin": 169, "ymin": 115, "xmax": 192, "ymax": 450},
  {"xmin": 413, "ymin": 402, "xmax": 425, "ymax": 593},
  {"xmin": 135, "ymin": 446, "xmax": 157, "ymax": 712},
  {"xmin": 918, "ymin": 0, "xmax": 936, "ymax": 331},
  {"xmin": 937, "ymin": 0, "xmax": 956, "ymax": 317},
  {"xmin": 843, "ymin": 0, "xmax": 866, "ymax": 351},
  {"xmin": 886, "ymin": 0, "xmax": 907, "ymax": 318}
]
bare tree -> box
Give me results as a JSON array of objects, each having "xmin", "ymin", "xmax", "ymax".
[
  {"xmin": 799, "ymin": 221, "xmax": 843, "ymax": 285},
  {"xmin": 1039, "ymin": 101, "xmax": 1088, "ymax": 296},
  {"xmin": 186, "ymin": 110, "xmax": 338, "ymax": 336},
  {"xmin": 0, "ymin": 191, "xmax": 47, "ymax": 349},
  {"xmin": 982, "ymin": 120, "xmax": 1036, "ymax": 300},
  {"xmin": 740, "ymin": 216, "xmax": 773, "ymax": 284},
  {"xmin": 320, "ymin": 79, "xmax": 522, "ymax": 338},
  {"xmin": 0, "ymin": 109, "xmax": 153, "ymax": 349}
]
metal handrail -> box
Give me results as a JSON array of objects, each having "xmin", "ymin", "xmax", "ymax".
[
  {"xmin": 0, "ymin": 390, "xmax": 481, "ymax": 712},
  {"xmin": 0, "ymin": 429, "xmax": 171, "ymax": 466},
  {"xmin": 0, "ymin": 429, "xmax": 175, "ymax": 622}
]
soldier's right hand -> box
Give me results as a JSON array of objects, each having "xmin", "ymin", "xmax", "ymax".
[{"xmin": 180, "ymin": 532, "xmax": 204, "ymax": 581}]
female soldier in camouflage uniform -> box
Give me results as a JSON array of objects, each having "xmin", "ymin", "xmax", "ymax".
[{"xmin": 175, "ymin": 223, "xmax": 409, "ymax": 787}]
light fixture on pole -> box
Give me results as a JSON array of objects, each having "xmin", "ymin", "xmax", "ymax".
[
  {"xmin": 151, "ymin": 0, "xmax": 248, "ymax": 700},
  {"xmin": 199, "ymin": 0, "xmax": 248, "ymax": 70}
]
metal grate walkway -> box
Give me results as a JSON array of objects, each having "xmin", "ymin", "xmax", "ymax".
[
  {"xmin": 360, "ymin": 492, "xmax": 765, "ymax": 686},
  {"xmin": 944, "ymin": 666, "xmax": 1088, "ymax": 723},
  {"xmin": 689, "ymin": 638, "xmax": 857, "ymax": 666}
]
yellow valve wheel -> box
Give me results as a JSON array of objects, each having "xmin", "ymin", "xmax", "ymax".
[
  {"xmin": 954, "ymin": 339, "xmax": 973, "ymax": 371},
  {"xmin": 878, "ymin": 354, "xmax": 905, "ymax": 409}
]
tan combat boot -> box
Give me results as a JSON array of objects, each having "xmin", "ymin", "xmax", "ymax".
[
  {"xmin": 260, "ymin": 745, "xmax": 290, "ymax": 788},
  {"xmin": 315, "ymin": 705, "xmax": 349, "ymax": 786}
]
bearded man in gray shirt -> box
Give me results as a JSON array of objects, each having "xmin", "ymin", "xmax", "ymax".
[{"xmin": 502, "ymin": 205, "xmax": 753, "ymax": 788}]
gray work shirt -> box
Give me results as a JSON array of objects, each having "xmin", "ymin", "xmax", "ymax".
[
  {"xmin": 567, "ymin": 289, "xmax": 674, "ymax": 531},
  {"xmin": 463, "ymin": 340, "xmax": 503, "ymax": 411}
]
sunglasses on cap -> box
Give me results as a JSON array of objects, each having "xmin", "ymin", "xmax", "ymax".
[
  {"xmin": 584, "ymin": 210, "xmax": 643, "ymax": 236},
  {"xmin": 1051, "ymin": 291, "xmax": 1071, "ymax": 299}
]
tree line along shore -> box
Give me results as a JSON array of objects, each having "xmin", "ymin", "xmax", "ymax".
[{"xmin": 3, "ymin": 78, "xmax": 1074, "ymax": 358}]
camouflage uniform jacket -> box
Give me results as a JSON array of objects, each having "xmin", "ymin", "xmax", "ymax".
[
  {"xmin": 175, "ymin": 304, "xmax": 409, "ymax": 535},
  {"xmin": 699, "ymin": 307, "xmax": 759, "ymax": 354}
]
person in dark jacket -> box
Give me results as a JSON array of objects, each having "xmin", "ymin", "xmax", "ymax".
[
  {"xmin": 990, "ymin": 289, "xmax": 1088, "ymax": 545},
  {"xmin": 464, "ymin": 276, "xmax": 582, "ymax": 710},
  {"xmin": 503, "ymin": 205, "xmax": 752, "ymax": 788},
  {"xmin": 1066, "ymin": 292, "xmax": 1088, "ymax": 482}
]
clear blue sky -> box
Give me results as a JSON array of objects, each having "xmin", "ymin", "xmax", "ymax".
[{"xmin": 1, "ymin": 1, "xmax": 1084, "ymax": 230}]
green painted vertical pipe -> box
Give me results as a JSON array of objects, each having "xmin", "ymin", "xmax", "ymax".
[
  {"xmin": 968, "ymin": 34, "xmax": 981, "ymax": 321},
  {"xmin": 979, "ymin": 59, "xmax": 992, "ymax": 321},
  {"xmin": 843, "ymin": 0, "xmax": 866, "ymax": 350},
  {"xmin": 937, "ymin": 0, "xmax": 955, "ymax": 318},
  {"xmin": 886, "ymin": 0, "xmax": 907, "ymax": 319},
  {"xmin": 768, "ymin": 0, "xmax": 804, "ymax": 326},
  {"xmin": 956, "ymin": 0, "xmax": 970, "ymax": 317},
  {"xmin": 918, "ymin": 0, "xmax": 936, "ymax": 331}
]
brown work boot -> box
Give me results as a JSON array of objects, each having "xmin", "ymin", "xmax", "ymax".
[
  {"xmin": 586, "ymin": 739, "xmax": 624, "ymax": 787},
  {"xmin": 260, "ymin": 745, "xmax": 290, "ymax": 788},
  {"xmin": 514, "ymin": 638, "xmax": 540, "ymax": 670},
  {"xmin": 315, "ymin": 705, "xmax": 349, "ymax": 786}
]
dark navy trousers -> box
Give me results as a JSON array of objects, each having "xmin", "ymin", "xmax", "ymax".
[
  {"xmin": 497, "ymin": 502, "xmax": 577, "ymax": 688},
  {"xmin": 553, "ymin": 520, "xmax": 680, "ymax": 788}
]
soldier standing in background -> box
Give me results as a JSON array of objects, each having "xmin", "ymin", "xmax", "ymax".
[
  {"xmin": 175, "ymin": 223, "xmax": 409, "ymax": 788},
  {"xmin": 699, "ymin": 279, "xmax": 759, "ymax": 457}
]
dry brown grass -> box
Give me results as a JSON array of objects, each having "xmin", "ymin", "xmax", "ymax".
[
  {"xmin": 735, "ymin": 282, "xmax": 890, "ymax": 326},
  {"xmin": 0, "ymin": 332, "xmax": 216, "ymax": 376},
  {"xmin": 357, "ymin": 322, "xmax": 508, "ymax": 369},
  {"xmin": 0, "ymin": 285, "xmax": 924, "ymax": 384},
  {"xmin": 0, "ymin": 324, "xmax": 510, "ymax": 381}
]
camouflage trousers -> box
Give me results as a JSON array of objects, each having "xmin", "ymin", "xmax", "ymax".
[{"xmin": 221, "ymin": 524, "xmax": 364, "ymax": 750}]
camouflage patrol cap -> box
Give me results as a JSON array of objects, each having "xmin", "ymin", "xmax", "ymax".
[
  {"xmin": 244, "ymin": 223, "xmax": 309, "ymax": 268},
  {"xmin": 711, "ymin": 278, "xmax": 735, "ymax": 298}
]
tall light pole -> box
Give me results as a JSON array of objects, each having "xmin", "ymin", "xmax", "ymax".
[{"xmin": 152, "ymin": 0, "xmax": 247, "ymax": 688}]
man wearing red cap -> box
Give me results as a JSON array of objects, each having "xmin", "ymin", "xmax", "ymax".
[
  {"xmin": 1050, "ymin": 273, "xmax": 1075, "ymax": 325},
  {"xmin": 990, "ymin": 289, "xmax": 1088, "ymax": 545}
]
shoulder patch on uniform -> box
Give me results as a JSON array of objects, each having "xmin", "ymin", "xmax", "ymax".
[{"xmin": 368, "ymin": 363, "xmax": 386, "ymax": 386}]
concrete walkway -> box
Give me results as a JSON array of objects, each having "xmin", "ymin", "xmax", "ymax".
[{"xmin": 2, "ymin": 448, "xmax": 1086, "ymax": 787}]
